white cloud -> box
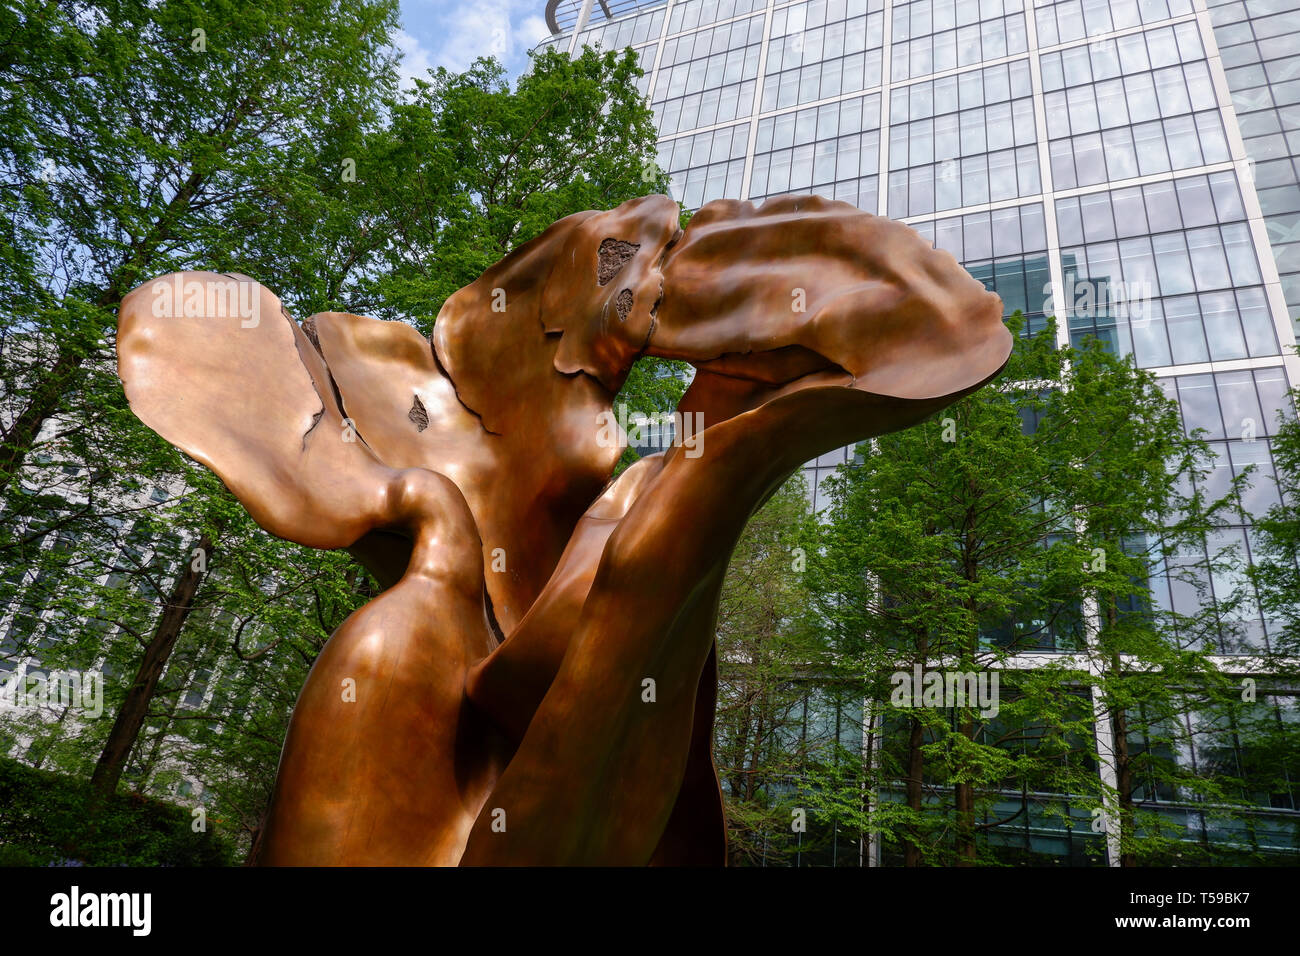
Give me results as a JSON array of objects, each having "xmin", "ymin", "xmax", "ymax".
[
  {"xmin": 518, "ymin": 14, "xmax": 553, "ymax": 49},
  {"xmin": 400, "ymin": 0, "xmax": 554, "ymax": 78},
  {"xmin": 433, "ymin": 1, "xmax": 513, "ymax": 72},
  {"xmin": 394, "ymin": 28, "xmax": 436, "ymax": 91}
]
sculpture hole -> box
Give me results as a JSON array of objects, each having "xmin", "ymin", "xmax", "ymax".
[
  {"xmin": 597, "ymin": 238, "xmax": 640, "ymax": 286},
  {"xmin": 408, "ymin": 393, "xmax": 429, "ymax": 432},
  {"xmin": 615, "ymin": 289, "xmax": 634, "ymax": 323}
]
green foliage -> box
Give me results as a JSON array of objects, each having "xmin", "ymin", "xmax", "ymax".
[
  {"xmin": 0, "ymin": 756, "xmax": 235, "ymax": 865},
  {"xmin": 345, "ymin": 45, "xmax": 674, "ymax": 328},
  {"xmin": 713, "ymin": 473, "xmax": 828, "ymax": 864},
  {"xmin": 797, "ymin": 314, "xmax": 1276, "ymax": 865},
  {"xmin": 1246, "ymin": 382, "xmax": 1300, "ymax": 668},
  {"xmin": 609, "ymin": 358, "xmax": 692, "ymax": 474},
  {"xmin": 1, "ymin": 0, "xmax": 406, "ymax": 738}
]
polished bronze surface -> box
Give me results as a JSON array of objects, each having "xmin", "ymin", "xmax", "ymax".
[{"xmin": 115, "ymin": 194, "xmax": 1010, "ymax": 865}]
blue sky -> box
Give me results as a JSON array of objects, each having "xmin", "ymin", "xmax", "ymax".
[{"xmin": 395, "ymin": 0, "xmax": 556, "ymax": 86}]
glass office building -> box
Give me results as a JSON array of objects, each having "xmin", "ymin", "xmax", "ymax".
[{"xmin": 539, "ymin": 0, "xmax": 1300, "ymax": 864}]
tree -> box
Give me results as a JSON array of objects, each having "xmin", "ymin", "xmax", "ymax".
[
  {"xmin": 228, "ymin": 41, "xmax": 692, "ymax": 460},
  {"xmin": 341, "ymin": 45, "xmax": 677, "ymax": 328},
  {"xmin": 1, "ymin": 13, "xmax": 689, "ymax": 862},
  {"xmin": 1234, "ymin": 382, "xmax": 1300, "ymax": 859},
  {"xmin": 1041, "ymin": 336, "xmax": 1260, "ymax": 865},
  {"xmin": 802, "ymin": 318, "xmax": 1256, "ymax": 865},
  {"xmin": 0, "ymin": 0, "xmax": 401, "ymax": 496},
  {"xmin": 1246, "ymin": 382, "xmax": 1300, "ymax": 668},
  {"xmin": 0, "ymin": 0, "xmax": 403, "ymax": 819},
  {"xmin": 711, "ymin": 473, "xmax": 830, "ymax": 865}
]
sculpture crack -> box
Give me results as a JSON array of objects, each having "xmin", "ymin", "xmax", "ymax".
[
  {"xmin": 302, "ymin": 407, "xmax": 324, "ymax": 451},
  {"xmin": 428, "ymin": 340, "xmax": 502, "ymax": 437},
  {"xmin": 301, "ymin": 315, "xmax": 322, "ymax": 352},
  {"xmin": 638, "ymin": 275, "xmax": 666, "ymax": 356},
  {"xmin": 637, "ymin": 229, "xmax": 679, "ymax": 357}
]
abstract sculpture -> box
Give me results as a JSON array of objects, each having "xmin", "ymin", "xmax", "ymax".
[{"xmin": 115, "ymin": 195, "xmax": 1011, "ymax": 865}]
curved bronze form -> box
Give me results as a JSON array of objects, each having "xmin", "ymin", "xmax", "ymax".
[{"xmin": 115, "ymin": 195, "xmax": 1010, "ymax": 865}]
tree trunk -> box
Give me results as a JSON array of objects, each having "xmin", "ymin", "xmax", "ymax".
[
  {"xmin": 903, "ymin": 714, "xmax": 925, "ymax": 866},
  {"xmin": 1112, "ymin": 683, "xmax": 1136, "ymax": 867},
  {"xmin": 90, "ymin": 532, "xmax": 215, "ymax": 796},
  {"xmin": 0, "ymin": 346, "xmax": 84, "ymax": 495},
  {"xmin": 954, "ymin": 717, "xmax": 977, "ymax": 866},
  {"xmin": 859, "ymin": 703, "xmax": 873, "ymax": 866},
  {"xmin": 732, "ymin": 690, "xmax": 753, "ymax": 800},
  {"xmin": 1103, "ymin": 597, "xmax": 1136, "ymax": 867},
  {"xmin": 746, "ymin": 708, "xmax": 765, "ymax": 802},
  {"xmin": 955, "ymin": 522, "xmax": 980, "ymax": 865},
  {"xmin": 244, "ymin": 823, "xmax": 265, "ymax": 866}
]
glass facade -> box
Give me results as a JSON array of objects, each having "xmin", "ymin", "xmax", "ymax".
[{"xmin": 540, "ymin": 0, "xmax": 1299, "ymax": 865}]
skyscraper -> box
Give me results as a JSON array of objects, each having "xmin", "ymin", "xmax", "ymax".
[{"xmin": 538, "ymin": 0, "xmax": 1300, "ymax": 864}]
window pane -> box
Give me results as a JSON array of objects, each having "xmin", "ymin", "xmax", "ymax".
[
  {"xmin": 1178, "ymin": 374, "xmax": 1225, "ymax": 438},
  {"xmin": 1164, "ymin": 297, "xmax": 1211, "ymax": 364},
  {"xmin": 1152, "ymin": 232, "xmax": 1195, "ymax": 295},
  {"xmin": 1237, "ymin": 287, "xmax": 1278, "ymax": 357},
  {"xmin": 1201, "ymin": 291, "xmax": 1248, "ymax": 360},
  {"xmin": 1187, "ymin": 227, "xmax": 1232, "ymax": 290},
  {"xmin": 1222, "ymin": 223, "xmax": 1262, "ymax": 285},
  {"xmin": 1103, "ymin": 127, "xmax": 1140, "ymax": 180}
]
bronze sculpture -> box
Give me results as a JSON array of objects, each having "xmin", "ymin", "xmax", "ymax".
[{"xmin": 115, "ymin": 194, "xmax": 1011, "ymax": 865}]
